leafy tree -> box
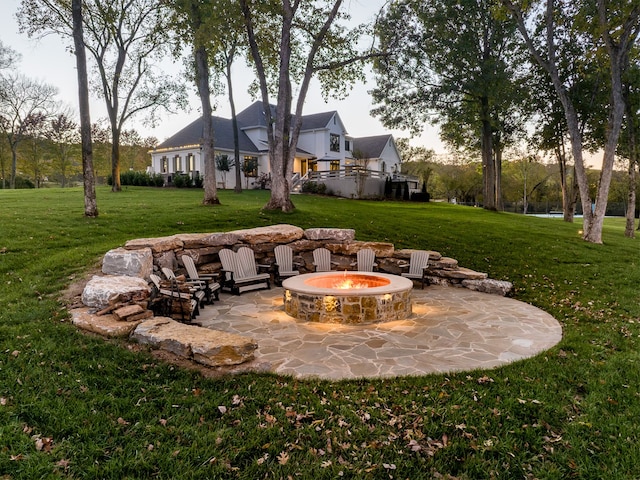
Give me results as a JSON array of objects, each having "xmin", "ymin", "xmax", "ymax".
[
  {"xmin": 19, "ymin": 111, "xmax": 49, "ymax": 188},
  {"xmin": 19, "ymin": 0, "xmax": 188, "ymax": 192},
  {"xmin": 372, "ymin": 0, "xmax": 528, "ymax": 211},
  {"xmin": 502, "ymin": 0, "xmax": 640, "ymax": 243},
  {"xmin": 169, "ymin": 0, "xmax": 223, "ymax": 205},
  {"xmin": 396, "ymin": 137, "xmax": 436, "ymax": 191},
  {"xmin": 46, "ymin": 113, "xmax": 80, "ymax": 187},
  {"xmin": 239, "ymin": 0, "xmax": 376, "ymax": 212},
  {"xmin": 215, "ymin": 154, "xmax": 231, "ymax": 189},
  {"xmin": 0, "ymin": 74, "xmax": 57, "ymax": 189}
]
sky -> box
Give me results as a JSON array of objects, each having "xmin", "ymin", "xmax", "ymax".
[{"xmin": 0, "ymin": 0, "xmax": 446, "ymax": 152}]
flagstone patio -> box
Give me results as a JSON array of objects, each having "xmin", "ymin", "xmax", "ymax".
[{"xmin": 193, "ymin": 285, "xmax": 562, "ymax": 380}]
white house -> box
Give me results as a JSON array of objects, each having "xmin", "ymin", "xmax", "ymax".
[{"xmin": 149, "ymin": 101, "xmax": 411, "ymax": 197}]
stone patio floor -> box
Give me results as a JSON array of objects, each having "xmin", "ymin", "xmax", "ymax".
[{"xmin": 194, "ymin": 285, "xmax": 562, "ymax": 380}]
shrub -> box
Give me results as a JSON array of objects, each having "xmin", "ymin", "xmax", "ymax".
[
  {"xmin": 193, "ymin": 172, "xmax": 203, "ymax": 188},
  {"xmin": 0, "ymin": 177, "xmax": 35, "ymax": 189},
  {"xmin": 172, "ymin": 173, "xmax": 192, "ymax": 188},
  {"xmin": 301, "ymin": 181, "xmax": 327, "ymax": 194}
]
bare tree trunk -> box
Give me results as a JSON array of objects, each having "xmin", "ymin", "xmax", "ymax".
[
  {"xmin": 481, "ymin": 97, "xmax": 495, "ymax": 210},
  {"xmin": 625, "ymin": 159, "xmax": 637, "ymax": 237},
  {"xmin": 72, "ymin": 0, "xmax": 97, "ymax": 216},
  {"xmin": 224, "ymin": 47, "xmax": 242, "ymax": 194},
  {"xmin": 110, "ymin": 127, "xmax": 121, "ymax": 192},
  {"xmin": 194, "ymin": 44, "xmax": 219, "ymax": 205}
]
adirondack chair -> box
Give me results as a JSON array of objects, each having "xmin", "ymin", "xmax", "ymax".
[
  {"xmin": 399, "ymin": 250, "xmax": 431, "ymax": 289},
  {"xmin": 312, "ymin": 247, "xmax": 334, "ymax": 272},
  {"xmin": 181, "ymin": 254, "xmax": 221, "ymax": 303},
  {"xmin": 273, "ymin": 245, "xmax": 301, "ymax": 286},
  {"xmin": 161, "ymin": 267, "xmax": 207, "ymax": 308},
  {"xmin": 351, "ymin": 248, "xmax": 377, "ymax": 272},
  {"xmin": 218, "ymin": 247, "xmax": 271, "ymax": 295},
  {"xmin": 149, "ymin": 273, "xmax": 199, "ymax": 322}
]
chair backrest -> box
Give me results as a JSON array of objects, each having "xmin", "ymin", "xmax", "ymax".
[
  {"xmin": 408, "ymin": 250, "xmax": 430, "ymax": 276},
  {"xmin": 313, "ymin": 247, "xmax": 332, "ymax": 272},
  {"xmin": 149, "ymin": 273, "xmax": 162, "ymax": 289},
  {"xmin": 236, "ymin": 247, "xmax": 258, "ymax": 278},
  {"xmin": 274, "ymin": 245, "xmax": 293, "ymax": 271},
  {"xmin": 218, "ymin": 249, "xmax": 237, "ymax": 282},
  {"xmin": 357, "ymin": 248, "xmax": 376, "ymax": 272},
  {"xmin": 182, "ymin": 255, "xmax": 199, "ymax": 280},
  {"xmin": 162, "ymin": 267, "xmax": 176, "ymax": 280}
]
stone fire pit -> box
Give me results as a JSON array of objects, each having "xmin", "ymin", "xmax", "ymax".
[{"xmin": 282, "ymin": 272, "xmax": 413, "ymax": 324}]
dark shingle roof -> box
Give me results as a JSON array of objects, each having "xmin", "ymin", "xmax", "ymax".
[
  {"xmin": 351, "ymin": 135, "xmax": 392, "ymax": 159},
  {"xmin": 156, "ymin": 115, "xmax": 259, "ymax": 153},
  {"xmin": 234, "ymin": 101, "xmax": 335, "ymax": 130}
]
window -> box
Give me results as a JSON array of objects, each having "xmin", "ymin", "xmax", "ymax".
[
  {"xmin": 309, "ymin": 160, "xmax": 318, "ymax": 172},
  {"xmin": 161, "ymin": 156, "xmax": 168, "ymax": 173},
  {"xmin": 174, "ymin": 155, "xmax": 182, "ymax": 172},
  {"xmin": 187, "ymin": 153, "xmax": 195, "ymax": 172},
  {"xmin": 243, "ymin": 156, "xmax": 258, "ymax": 177},
  {"xmin": 344, "ymin": 139, "xmax": 351, "ymax": 152},
  {"xmin": 330, "ymin": 134, "xmax": 340, "ymax": 152},
  {"xmin": 330, "ymin": 160, "xmax": 340, "ymax": 171}
]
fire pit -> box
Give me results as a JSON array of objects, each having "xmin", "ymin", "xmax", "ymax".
[{"xmin": 282, "ymin": 272, "xmax": 413, "ymax": 324}]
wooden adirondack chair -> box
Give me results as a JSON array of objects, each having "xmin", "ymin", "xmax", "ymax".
[
  {"xmin": 273, "ymin": 245, "xmax": 301, "ymax": 286},
  {"xmin": 399, "ymin": 250, "xmax": 431, "ymax": 289},
  {"xmin": 181, "ymin": 254, "xmax": 221, "ymax": 302},
  {"xmin": 149, "ymin": 273, "xmax": 199, "ymax": 322},
  {"xmin": 218, "ymin": 247, "xmax": 271, "ymax": 295},
  {"xmin": 312, "ymin": 247, "xmax": 334, "ymax": 272},
  {"xmin": 352, "ymin": 248, "xmax": 377, "ymax": 272}
]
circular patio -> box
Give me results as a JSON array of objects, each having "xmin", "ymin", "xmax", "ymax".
[{"xmin": 193, "ymin": 285, "xmax": 562, "ymax": 380}]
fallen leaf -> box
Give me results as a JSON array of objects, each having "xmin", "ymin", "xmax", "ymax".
[
  {"xmin": 383, "ymin": 463, "xmax": 397, "ymax": 470},
  {"xmin": 218, "ymin": 406, "xmax": 227, "ymax": 414},
  {"xmin": 0, "ymin": 397, "xmax": 7, "ymax": 406},
  {"xmin": 117, "ymin": 417, "xmax": 130, "ymax": 426},
  {"xmin": 277, "ymin": 451, "xmax": 289, "ymax": 465}
]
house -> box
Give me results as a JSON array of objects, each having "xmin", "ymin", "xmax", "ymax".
[{"xmin": 149, "ymin": 101, "xmax": 413, "ymax": 197}]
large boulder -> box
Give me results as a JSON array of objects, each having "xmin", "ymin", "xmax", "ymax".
[
  {"xmin": 462, "ymin": 278, "xmax": 513, "ymax": 296},
  {"xmin": 71, "ymin": 307, "xmax": 142, "ymax": 338},
  {"xmin": 102, "ymin": 247, "xmax": 153, "ymax": 278},
  {"xmin": 234, "ymin": 224, "xmax": 304, "ymax": 245},
  {"xmin": 304, "ymin": 227, "xmax": 355, "ymax": 242},
  {"xmin": 199, "ymin": 232, "xmax": 241, "ymax": 246},
  {"xmin": 326, "ymin": 241, "xmax": 394, "ymax": 257},
  {"xmin": 124, "ymin": 235, "xmax": 183, "ymax": 253},
  {"xmin": 81, "ymin": 275, "xmax": 150, "ymax": 309},
  {"xmin": 132, "ymin": 317, "xmax": 257, "ymax": 366}
]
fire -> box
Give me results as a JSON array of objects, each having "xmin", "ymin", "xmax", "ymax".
[{"xmin": 333, "ymin": 278, "xmax": 370, "ymax": 289}]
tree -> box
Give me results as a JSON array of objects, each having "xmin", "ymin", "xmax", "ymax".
[
  {"xmin": 372, "ymin": 0, "xmax": 528, "ymax": 211},
  {"xmin": 0, "ymin": 74, "xmax": 57, "ymax": 189},
  {"xmin": 19, "ymin": 0, "xmax": 187, "ymax": 193},
  {"xmin": 46, "ymin": 113, "xmax": 80, "ymax": 187},
  {"xmin": 216, "ymin": 154, "xmax": 231, "ymax": 189},
  {"xmin": 169, "ymin": 0, "xmax": 222, "ymax": 205},
  {"xmin": 239, "ymin": 0, "xmax": 375, "ymax": 212},
  {"xmin": 20, "ymin": 111, "xmax": 49, "ymax": 188},
  {"xmin": 502, "ymin": 0, "xmax": 640, "ymax": 243},
  {"xmin": 396, "ymin": 137, "xmax": 436, "ymax": 190}
]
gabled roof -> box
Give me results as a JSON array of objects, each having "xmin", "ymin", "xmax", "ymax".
[
  {"xmin": 300, "ymin": 111, "xmax": 337, "ymax": 130},
  {"xmin": 351, "ymin": 135, "xmax": 393, "ymax": 159},
  {"xmin": 156, "ymin": 115, "xmax": 259, "ymax": 153},
  {"xmin": 234, "ymin": 101, "xmax": 337, "ymax": 131}
]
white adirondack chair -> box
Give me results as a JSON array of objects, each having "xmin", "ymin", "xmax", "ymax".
[
  {"xmin": 181, "ymin": 254, "xmax": 221, "ymax": 302},
  {"xmin": 218, "ymin": 247, "xmax": 271, "ymax": 295},
  {"xmin": 273, "ymin": 245, "xmax": 301, "ymax": 286},
  {"xmin": 399, "ymin": 250, "xmax": 431, "ymax": 289},
  {"xmin": 353, "ymin": 248, "xmax": 377, "ymax": 272},
  {"xmin": 312, "ymin": 247, "xmax": 333, "ymax": 272}
]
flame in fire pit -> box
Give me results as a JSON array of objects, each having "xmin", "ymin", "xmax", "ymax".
[{"xmin": 304, "ymin": 272, "xmax": 391, "ymax": 290}]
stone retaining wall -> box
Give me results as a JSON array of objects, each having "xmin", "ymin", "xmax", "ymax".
[{"xmin": 114, "ymin": 224, "xmax": 511, "ymax": 295}]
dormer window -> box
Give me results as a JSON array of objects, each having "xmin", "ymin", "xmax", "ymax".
[{"xmin": 330, "ymin": 133, "xmax": 340, "ymax": 152}]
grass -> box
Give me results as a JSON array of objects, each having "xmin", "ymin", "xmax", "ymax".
[{"xmin": 0, "ymin": 186, "xmax": 639, "ymax": 479}]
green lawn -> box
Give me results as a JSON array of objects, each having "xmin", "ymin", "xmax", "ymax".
[{"xmin": 0, "ymin": 187, "xmax": 639, "ymax": 479}]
